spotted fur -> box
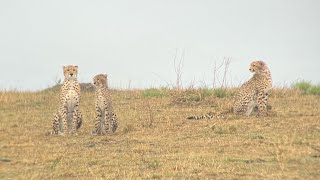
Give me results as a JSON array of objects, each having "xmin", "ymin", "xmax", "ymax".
[
  {"xmin": 91, "ymin": 74, "xmax": 118, "ymax": 135},
  {"xmin": 233, "ymin": 60, "xmax": 272, "ymax": 116},
  {"xmin": 51, "ymin": 65, "xmax": 82, "ymax": 135}
]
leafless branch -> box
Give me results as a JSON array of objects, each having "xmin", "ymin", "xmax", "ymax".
[
  {"xmin": 173, "ymin": 48, "xmax": 185, "ymax": 91},
  {"xmin": 212, "ymin": 57, "xmax": 232, "ymax": 89},
  {"xmin": 221, "ymin": 57, "xmax": 231, "ymax": 89},
  {"xmin": 213, "ymin": 60, "xmax": 224, "ymax": 89}
]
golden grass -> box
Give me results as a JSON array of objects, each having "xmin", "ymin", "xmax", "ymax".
[{"xmin": 0, "ymin": 88, "xmax": 319, "ymax": 179}]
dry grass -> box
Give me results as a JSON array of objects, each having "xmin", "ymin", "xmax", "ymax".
[{"xmin": 0, "ymin": 88, "xmax": 319, "ymax": 179}]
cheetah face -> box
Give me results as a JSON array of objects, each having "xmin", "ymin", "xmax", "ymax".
[
  {"xmin": 93, "ymin": 74, "xmax": 108, "ymax": 88},
  {"xmin": 63, "ymin": 65, "xmax": 78, "ymax": 79},
  {"xmin": 249, "ymin": 61, "xmax": 266, "ymax": 73}
]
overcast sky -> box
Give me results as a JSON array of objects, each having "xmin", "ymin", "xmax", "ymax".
[{"xmin": 0, "ymin": 0, "xmax": 319, "ymax": 91}]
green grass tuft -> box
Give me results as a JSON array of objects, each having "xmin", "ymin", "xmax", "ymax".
[
  {"xmin": 213, "ymin": 88, "xmax": 227, "ymax": 98},
  {"xmin": 292, "ymin": 81, "xmax": 312, "ymax": 94},
  {"xmin": 142, "ymin": 88, "xmax": 169, "ymax": 97},
  {"xmin": 307, "ymin": 86, "xmax": 320, "ymax": 96},
  {"xmin": 292, "ymin": 81, "xmax": 320, "ymax": 95}
]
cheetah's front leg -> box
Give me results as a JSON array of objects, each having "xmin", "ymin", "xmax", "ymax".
[
  {"xmin": 106, "ymin": 109, "xmax": 117, "ymax": 133},
  {"xmin": 105, "ymin": 109, "xmax": 112, "ymax": 133},
  {"xmin": 91, "ymin": 107, "xmax": 104, "ymax": 135},
  {"xmin": 245, "ymin": 100, "xmax": 258, "ymax": 116},
  {"xmin": 110, "ymin": 113, "xmax": 118, "ymax": 133},
  {"xmin": 60, "ymin": 106, "xmax": 68, "ymax": 135},
  {"xmin": 257, "ymin": 91, "xmax": 268, "ymax": 116},
  {"xmin": 71, "ymin": 104, "xmax": 81, "ymax": 135},
  {"xmin": 51, "ymin": 112, "xmax": 60, "ymax": 135},
  {"xmin": 76, "ymin": 111, "xmax": 82, "ymax": 130}
]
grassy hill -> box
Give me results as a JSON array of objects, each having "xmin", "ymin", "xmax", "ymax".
[{"xmin": 0, "ymin": 87, "xmax": 319, "ymax": 179}]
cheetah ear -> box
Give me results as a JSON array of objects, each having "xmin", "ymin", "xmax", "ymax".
[
  {"xmin": 75, "ymin": 66, "xmax": 78, "ymax": 69},
  {"xmin": 63, "ymin": 66, "xmax": 66, "ymax": 70},
  {"xmin": 104, "ymin": 74, "xmax": 108, "ymax": 77}
]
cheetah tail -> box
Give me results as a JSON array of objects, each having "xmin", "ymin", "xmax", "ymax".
[{"xmin": 187, "ymin": 113, "xmax": 214, "ymax": 120}]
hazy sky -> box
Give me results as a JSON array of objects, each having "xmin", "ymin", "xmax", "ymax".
[{"xmin": 0, "ymin": 0, "xmax": 319, "ymax": 90}]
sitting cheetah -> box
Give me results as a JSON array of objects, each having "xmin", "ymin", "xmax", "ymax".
[
  {"xmin": 232, "ymin": 60, "xmax": 272, "ymax": 116},
  {"xmin": 51, "ymin": 65, "xmax": 82, "ymax": 135},
  {"xmin": 188, "ymin": 60, "xmax": 272, "ymax": 119},
  {"xmin": 91, "ymin": 74, "xmax": 118, "ymax": 135}
]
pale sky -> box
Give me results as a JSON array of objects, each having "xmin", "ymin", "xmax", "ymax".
[{"xmin": 0, "ymin": 0, "xmax": 319, "ymax": 90}]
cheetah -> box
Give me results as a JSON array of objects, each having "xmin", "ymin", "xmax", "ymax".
[
  {"xmin": 91, "ymin": 74, "xmax": 118, "ymax": 135},
  {"xmin": 233, "ymin": 60, "xmax": 272, "ymax": 116},
  {"xmin": 51, "ymin": 65, "xmax": 82, "ymax": 135},
  {"xmin": 187, "ymin": 60, "xmax": 272, "ymax": 119}
]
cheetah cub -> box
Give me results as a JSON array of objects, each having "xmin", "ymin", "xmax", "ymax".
[
  {"xmin": 51, "ymin": 65, "xmax": 82, "ymax": 135},
  {"xmin": 233, "ymin": 60, "xmax": 272, "ymax": 116},
  {"xmin": 91, "ymin": 74, "xmax": 118, "ymax": 135}
]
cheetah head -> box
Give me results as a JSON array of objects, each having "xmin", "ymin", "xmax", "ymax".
[
  {"xmin": 249, "ymin": 61, "xmax": 267, "ymax": 73},
  {"xmin": 93, "ymin": 74, "xmax": 108, "ymax": 88},
  {"xmin": 63, "ymin": 65, "xmax": 78, "ymax": 79}
]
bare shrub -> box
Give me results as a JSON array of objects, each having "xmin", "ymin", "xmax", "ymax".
[
  {"xmin": 173, "ymin": 48, "xmax": 185, "ymax": 91},
  {"xmin": 212, "ymin": 57, "xmax": 232, "ymax": 89}
]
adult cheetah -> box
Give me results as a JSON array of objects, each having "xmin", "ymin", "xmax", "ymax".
[
  {"xmin": 51, "ymin": 65, "xmax": 82, "ymax": 135},
  {"xmin": 91, "ymin": 74, "xmax": 118, "ymax": 135},
  {"xmin": 187, "ymin": 60, "xmax": 272, "ymax": 119}
]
